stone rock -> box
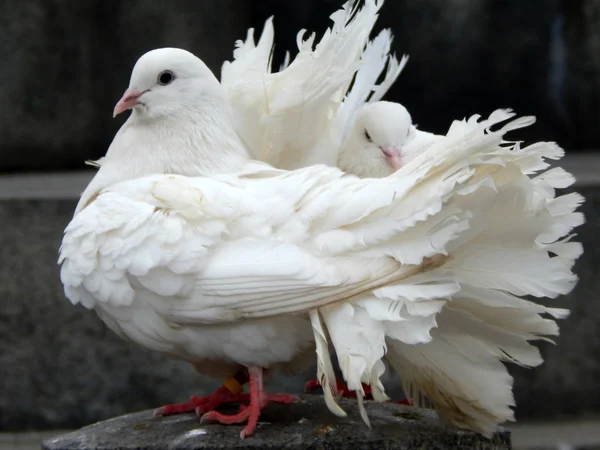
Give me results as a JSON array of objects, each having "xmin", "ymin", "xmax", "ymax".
[
  {"xmin": 42, "ymin": 395, "xmax": 511, "ymax": 450},
  {"xmin": 0, "ymin": 0, "xmax": 252, "ymax": 172}
]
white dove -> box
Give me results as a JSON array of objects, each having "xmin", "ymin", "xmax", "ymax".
[
  {"xmin": 221, "ymin": 0, "xmax": 408, "ymax": 170},
  {"xmin": 58, "ymin": 47, "xmax": 550, "ymax": 438},
  {"xmin": 328, "ymin": 99, "xmax": 584, "ymax": 433},
  {"xmin": 337, "ymin": 101, "xmax": 442, "ymax": 177},
  {"xmin": 72, "ymin": 0, "xmax": 409, "ymax": 421},
  {"xmin": 222, "ymin": 6, "xmax": 583, "ymax": 431}
]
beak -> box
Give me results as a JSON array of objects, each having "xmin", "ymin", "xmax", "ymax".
[
  {"xmin": 380, "ymin": 146, "xmax": 402, "ymax": 172},
  {"xmin": 113, "ymin": 88, "xmax": 144, "ymax": 118}
]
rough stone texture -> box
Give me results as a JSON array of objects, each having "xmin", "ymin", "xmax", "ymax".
[
  {"xmin": 41, "ymin": 396, "xmax": 511, "ymax": 450},
  {"xmin": 0, "ymin": 0, "xmax": 252, "ymax": 172},
  {"xmin": 0, "ymin": 184, "xmax": 598, "ymax": 430}
]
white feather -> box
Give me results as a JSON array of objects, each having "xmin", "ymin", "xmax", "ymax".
[
  {"xmin": 334, "ymin": 102, "xmax": 583, "ymax": 434},
  {"xmin": 60, "ymin": 16, "xmax": 584, "ymax": 437},
  {"xmin": 221, "ymin": 0, "xmax": 384, "ymax": 170}
]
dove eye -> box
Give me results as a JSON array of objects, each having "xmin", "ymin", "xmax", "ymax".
[
  {"xmin": 158, "ymin": 70, "xmax": 175, "ymax": 86},
  {"xmin": 365, "ymin": 130, "xmax": 372, "ymax": 143}
]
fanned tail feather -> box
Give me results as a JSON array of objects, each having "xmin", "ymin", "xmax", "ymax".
[
  {"xmin": 310, "ymin": 111, "xmax": 582, "ymax": 434},
  {"xmin": 309, "ymin": 310, "xmax": 346, "ymax": 417},
  {"xmin": 222, "ymin": 0, "xmax": 384, "ymax": 169},
  {"xmin": 338, "ymin": 27, "xmax": 409, "ymax": 139}
]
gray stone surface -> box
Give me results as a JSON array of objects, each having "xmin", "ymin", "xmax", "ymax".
[
  {"xmin": 509, "ymin": 418, "xmax": 600, "ymax": 450},
  {"xmin": 0, "ymin": 180, "xmax": 597, "ymax": 430},
  {"xmin": 41, "ymin": 395, "xmax": 511, "ymax": 450}
]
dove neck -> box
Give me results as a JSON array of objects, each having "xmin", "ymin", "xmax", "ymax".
[
  {"xmin": 115, "ymin": 102, "xmax": 250, "ymax": 174},
  {"xmin": 75, "ymin": 102, "xmax": 250, "ymax": 214}
]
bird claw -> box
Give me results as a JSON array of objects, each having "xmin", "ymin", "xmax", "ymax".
[
  {"xmin": 263, "ymin": 393, "xmax": 302, "ymax": 405},
  {"xmin": 200, "ymin": 407, "xmax": 251, "ymax": 425},
  {"xmin": 304, "ymin": 377, "xmax": 371, "ymax": 399},
  {"xmin": 197, "ymin": 368, "xmax": 298, "ymax": 439},
  {"xmin": 304, "ymin": 377, "xmax": 412, "ymax": 405},
  {"xmin": 155, "ymin": 389, "xmax": 244, "ymax": 417},
  {"xmin": 304, "ymin": 378, "xmax": 322, "ymax": 393}
]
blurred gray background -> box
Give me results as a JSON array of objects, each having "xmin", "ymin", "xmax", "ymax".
[{"xmin": 1, "ymin": 1, "xmax": 599, "ymax": 449}]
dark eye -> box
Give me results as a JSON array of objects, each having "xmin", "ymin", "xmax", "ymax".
[
  {"xmin": 365, "ymin": 130, "xmax": 372, "ymax": 142},
  {"xmin": 158, "ymin": 70, "xmax": 174, "ymax": 85},
  {"xmin": 406, "ymin": 127, "xmax": 411, "ymax": 138}
]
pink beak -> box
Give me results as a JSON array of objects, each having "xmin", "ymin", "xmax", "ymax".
[
  {"xmin": 381, "ymin": 146, "xmax": 402, "ymax": 172},
  {"xmin": 113, "ymin": 88, "xmax": 144, "ymax": 117}
]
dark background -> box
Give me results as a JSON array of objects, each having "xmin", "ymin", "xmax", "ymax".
[{"xmin": 1, "ymin": 0, "xmax": 599, "ymax": 174}]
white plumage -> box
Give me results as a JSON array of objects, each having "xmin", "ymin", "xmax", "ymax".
[
  {"xmin": 220, "ymin": 4, "xmax": 583, "ymax": 432},
  {"xmin": 59, "ymin": 0, "xmax": 583, "ymax": 439},
  {"xmin": 335, "ymin": 99, "xmax": 581, "ymax": 434},
  {"xmin": 221, "ymin": 0, "xmax": 406, "ymax": 170}
]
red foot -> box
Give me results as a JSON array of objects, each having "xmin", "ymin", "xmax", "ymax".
[
  {"xmin": 200, "ymin": 367, "xmax": 300, "ymax": 439},
  {"xmin": 304, "ymin": 377, "xmax": 372, "ymax": 399},
  {"xmin": 154, "ymin": 388, "xmax": 299, "ymax": 418},
  {"xmin": 154, "ymin": 386, "xmax": 244, "ymax": 416},
  {"xmin": 154, "ymin": 367, "xmax": 251, "ymax": 417},
  {"xmin": 304, "ymin": 377, "xmax": 412, "ymax": 405}
]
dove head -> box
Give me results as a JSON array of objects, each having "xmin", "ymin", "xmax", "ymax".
[
  {"xmin": 90, "ymin": 46, "xmax": 249, "ymax": 198},
  {"xmin": 113, "ymin": 48, "xmax": 226, "ymax": 120},
  {"xmin": 338, "ymin": 101, "xmax": 417, "ymax": 177}
]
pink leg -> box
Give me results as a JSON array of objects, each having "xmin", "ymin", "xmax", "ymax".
[
  {"xmin": 304, "ymin": 377, "xmax": 373, "ymax": 399},
  {"xmin": 200, "ymin": 367, "xmax": 300, "ymax": 439},
  {"xmin": 242, "ymin": 366, "xmax": 263, "ymax": 438},
  {"xmin": 154, "ymin": 368, "xmax": 251, "ymax": 416},
  {"xmin": 304, "ymin": 377, "xmax": 412, "ymax": 405},
  {"xmin": 155, "ymin": 378, "xmax": 298, "ymax": 417},
  {"xmin": 154, "ymin": 367, "xmax": 250, "ymax": 416},
  {"xmin": 154, "ymin": 386, "xmax": 250, "ymax": 416}
]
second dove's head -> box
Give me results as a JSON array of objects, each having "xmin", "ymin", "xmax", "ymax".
[
  {"xmin": 338, "ymin": 101, "xmax": 417, "ymax": 177},
  {"xmin": 113, "ymin": 48, "xmax": 224, "ymax": 120}
]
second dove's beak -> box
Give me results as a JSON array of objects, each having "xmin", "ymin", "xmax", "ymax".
[
  {"xmin": 380, "ymin": 146, "xmax": 402, "ymax": 172},
  {"xmin": 113, "ymin": 88, "xmax": 144, "ymax": 117}
]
